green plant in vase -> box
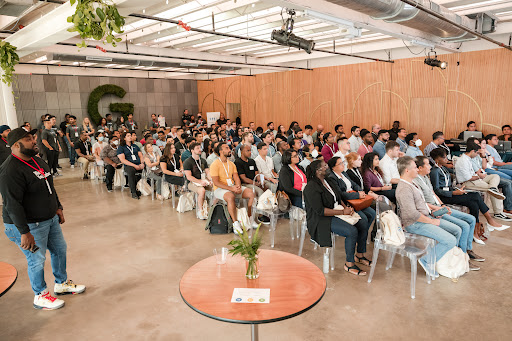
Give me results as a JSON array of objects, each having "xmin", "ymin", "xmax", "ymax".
[{"xmin": 228, "ymin": 223, "xmax": 262, "ymax": 279}]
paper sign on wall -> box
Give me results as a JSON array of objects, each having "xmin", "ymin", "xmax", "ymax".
[
  {"xmin": 206, "ymin": 112, "xmax": 220, "ymax": 127},
  {"xmin": 231, "ymin": 288, "xmax": 270, "ymax": 304}
]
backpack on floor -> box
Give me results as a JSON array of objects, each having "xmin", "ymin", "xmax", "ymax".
[{"xmin": 205, "ymin": 202, "xmax": 233, "ymax": 234}]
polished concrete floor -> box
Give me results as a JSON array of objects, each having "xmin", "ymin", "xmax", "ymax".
[{"xmin": 1, "ymin": 165, "xmax": 512, "ymax": 341}]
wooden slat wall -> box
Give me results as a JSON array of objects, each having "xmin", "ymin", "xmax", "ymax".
[{"xmin": 197, "ymin": 49, "xmax": 512, "ymax": 145}]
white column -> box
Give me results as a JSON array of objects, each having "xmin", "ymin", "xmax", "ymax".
[{"xmin": 0, "ymin": 73, "xmax": 17, "ymax": 127}]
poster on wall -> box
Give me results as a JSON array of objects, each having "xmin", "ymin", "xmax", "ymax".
[{"xmin": 207, "ymin": 112, "xmax": 220, "ymax": 127}]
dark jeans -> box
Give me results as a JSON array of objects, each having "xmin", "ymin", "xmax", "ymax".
[
  {"xmin": 45, "ymin": 148, "xmax": 59, "ymax": 173},
  {"xmin": 105, "ymin": 164, "xmax": 115, "ymax": 190},
  {"xmin": 374, "ymin": 189, "xmax": 396, "ymax": 203},
  {"xmin": 440, "ymin": 192, "xmax": 488, "ymax": 223},
  {"xmin": 330, "ymin": 215, "xmax": 370, "ymax": 263},
  {"xmin": 124, "ymin": 165, "xmax": 142, "ymax": 195},
  {"xmin": 290, "ymin": 194, "xmax": 303, "ymax": 209}
]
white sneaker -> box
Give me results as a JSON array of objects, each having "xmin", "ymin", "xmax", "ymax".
[
  {"xmin": 251, "ymin": 220, "xmax": 260, "ymax": 229},
  {"xmin": 54, "ymin": 280, "xmax": 86, "ymax": 295},
  {"xmin": 488, "ymin": 188, "xmax": 506, "ymax": 200},
  {"xmin": 233, "ymin": 221, "xmax": 243, "ymax": 235},
  {"xmin": 70, "ymin": 165, "xmax": 74, "ymax": 169},
  {"xmin": 33, "ymin": 289, "xmax": 65, "ymax": 310},
  {"xmin": 493, "ymin": 213, "xmax": 512, "ymax": 222}
]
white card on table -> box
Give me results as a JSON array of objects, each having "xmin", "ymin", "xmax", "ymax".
[{"xmin": 231, "ymin": 288, "xmax": 270, "ymax": 304}]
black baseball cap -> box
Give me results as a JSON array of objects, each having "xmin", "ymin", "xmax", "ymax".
[{"xmin": 7, "ymin": 127, "xmax": 38, "ymax": 146}]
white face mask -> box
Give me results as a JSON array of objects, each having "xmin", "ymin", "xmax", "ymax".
[
  {"xmin": 415, "ymin": 139, "xmax": 423, "ymax": 147},
  {"xmin": 310, "ymin": 149, "xmax": 319, "ymax": 158},
  {"xmin": 112, "ymin": 140, "xmax": 119, "ymax": 146},
  {"xmin": 98, "ymin": 136, "xmax": 104, "ymax": 142}
]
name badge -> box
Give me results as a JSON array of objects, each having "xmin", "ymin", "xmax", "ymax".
[
  {"xmin": 75, "ymin": 132, "xmax": 79, "ymax": 137},
  {"xmin": 249, "ymin": 166, "xmax": 254, "ymax": 170},
  {"xmin": 226, "ymin": 179, "xmax": 234, "ymax": 186},
  {"xmin": 443, "ymin": 187, "xmax": 449, "ymax": 191},
  {"xmin": 201, "ymin": 173, "xmax": 206, "ymax": 180},
  {"xmin": 131, "ymin": 155, "xmax": 137, "ymax": 161}
]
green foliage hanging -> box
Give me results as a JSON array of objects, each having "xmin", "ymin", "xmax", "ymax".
[
  {"xmin": 109, "ymin": 102, "xmax": 134, "ymax": 116},
  {"xmin": 67, "ymin": 0, "xmax": 126, "ymax": 48},
  {"xmin": 88, "ymin": 84, "xmax": 133, "ymax": 125},
  {"xmin": 0, "ymin": 41, "xmax": 19, "ymax": 86}
]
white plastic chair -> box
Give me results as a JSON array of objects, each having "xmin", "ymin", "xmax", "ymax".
[
  {"xmin": 297, "ymin": 217, "xmax": 334, "ymax": 274},
  {"xmin": 367, "ymin": 196, "xmax": 437, "ymax": 299}
]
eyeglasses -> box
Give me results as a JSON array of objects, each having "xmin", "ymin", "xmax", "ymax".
[{"xmin": 291, "ymin": 155, "xmax": 299, "ymax": 158}]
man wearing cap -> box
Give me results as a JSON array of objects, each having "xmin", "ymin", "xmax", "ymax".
[
  {"xmin": 0, "ymin": 128, "xmax": 85, "ymax": 310},
  {"xmin": 0, "ymin": 125, "xmax": 11, "ymax": 165}
]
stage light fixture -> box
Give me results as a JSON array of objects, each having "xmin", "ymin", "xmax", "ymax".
[
  {"xmin": 424, "ymin": 51, "xmax": 447, "ymax": 70},
  {"xmin": 271, "ymin": 9, "xmax": 315, "ymax": 54}
]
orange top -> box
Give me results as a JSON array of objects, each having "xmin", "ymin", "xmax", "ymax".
[{"xmin": 180, "ymin": 249, "xmax": 326, "ymax": 324}]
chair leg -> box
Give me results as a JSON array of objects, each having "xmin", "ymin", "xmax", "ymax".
[
  {"xmin": 386, "ymin": 252, "xmax": 396, "ymax": 270},
  {"xmin": 289, "ymin": 216, "xmax": 296, "ymax": 240},
  {"xmin": 269, "ymin": 213, "xmax": 277, "ymax": 248},
  {"xmin": 323, "ymin": 248, "xmax": 330, "ymax": 274},
  {"xmin": 151, "ymin": 179, "xmax": 155, "ymax": 201},
  {"xmin": 367, "ymin": 242, "xmax": 380, "ymax": 283},
  {"xmin": 330, "ymin": 233, "xmax": 335, "ymax": 271},
  {"xmin": 298, "ymin": 220, "xmax": 307, "ymax": 256},
  {"xmin": 171, "ymin": 185, "xmax": 176, "ymax": 208},
  {"xmin": 410, "ymin": 255, "xmax": 417, "ymax": 299}
]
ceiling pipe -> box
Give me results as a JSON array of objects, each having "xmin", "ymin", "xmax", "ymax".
[
  {"xmin": 398, "ymin": 0, "xmax": 511, "ymax": 51},
  {"xmin": 129, "ymin": 13, "xmax": 394, "ymax": 63},
  {"xmin": 55, "ymin": 42, "xmax": 311, "ymax": 71}
]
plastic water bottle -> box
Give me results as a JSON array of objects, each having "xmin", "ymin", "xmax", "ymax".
[{"xmin": 323, "ymin": 249, "xmax": 330, "ymax": 274}]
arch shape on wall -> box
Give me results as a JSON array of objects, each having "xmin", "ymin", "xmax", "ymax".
[
  {"xmin": 448, "ymin": 89, "xmax": 483, "ymax": 131},
  {"xmin": 309, "ymin": 101, "xmax": 331, "ymax": 123},
  {"xmin": 199, "ymin": 92, "xmax": 214, "ymax": 113}
]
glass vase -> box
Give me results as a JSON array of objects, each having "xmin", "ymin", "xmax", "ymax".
[{"xmin": 245, "ymin": 255, "xmax": 259, "ymax": 279}]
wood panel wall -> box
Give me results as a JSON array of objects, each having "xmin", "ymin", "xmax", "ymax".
[{"xmin": 197, "ymin": 48, "xmax": 512, "ymax": 145}]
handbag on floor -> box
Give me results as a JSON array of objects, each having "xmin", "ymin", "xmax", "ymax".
[
  {"xmin": 236, "ymin": 207, "xmax": 251, "ymax": 229},
  {"xmin": 436, "ymin": 247, "xmax": 469, "ymax": 279},
  {"xmin": 380, "ymin": 210, "xmax": 405, "ymax": 246},
  {"xmin": 113, "ymin": 168, "xmax": 125, "ymax": 187},
  {"xmin": 137, "ymin": 179, "xmax": 152, "ymax": 196},
  {"xmin": 177, "ymin": 192, "xmax": 195, "ymax": 213}
]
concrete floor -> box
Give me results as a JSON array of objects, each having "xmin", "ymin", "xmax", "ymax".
[{"xmin": 1, "ymin": 165, "xmax": 512, "ymax": 341}]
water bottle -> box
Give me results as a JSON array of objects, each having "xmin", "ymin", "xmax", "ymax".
[{"xmin": 323, "ymin": 249, "xmax": 330, "ymax": 274}]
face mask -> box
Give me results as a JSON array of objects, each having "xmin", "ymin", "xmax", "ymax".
[
  {"xmin": 415, "ymin": 139, "xmax": 423, "ymax": 147},
  {"xmin": 311, "ymin": 149, "xmax": 319, "ymax": 158},
  {"xmin": 98, "ymin": 137, "xmax": 104, "ymax": 141},
  {"xmin": 112, "ymin": 140, "xmax": 119, "ymax": 146}
]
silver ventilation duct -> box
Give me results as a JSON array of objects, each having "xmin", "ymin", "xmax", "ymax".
[
  {"xmin": 323, "ymin": 0, "xmax": 478, "ymax": 42},
  {"xmin": 0, "ymin": 0, "xmax": 37, "ymax": 17},
  {"xmin": 50, "ymin": 54, "xmax": 240, "ymax": 71}
]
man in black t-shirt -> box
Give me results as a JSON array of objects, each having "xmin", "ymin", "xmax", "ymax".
[
  {"xmin": 41, "ymin": 119, "xmax": 62, "ymax": 175},
  {"xmin": 235, "ymin": 144, "xmax": 265, "ymax": 197},
  {"xmin": 181, "ymin": 109, "xmax": 191, "ymax": 126},
  {"xmin": 0, "ymin": 128, "xmax": 85, "ymax": 310},
  {"xmin": 183, "ymin": 142, "xmax": 212, "ymax": 219},
  {"xmin": 75, "ymin": 132, "xmax": 95, "ymax": 179},
  {"xmin": 0, "ymin": 125, "xmax": 11, "ymax": 166}
]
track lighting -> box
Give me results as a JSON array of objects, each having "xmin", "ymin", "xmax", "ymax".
[
  {"xmin": 424, "ymin": 51, "xmax": 447, "ymax": 70},
  {"xmin": 271, "ymin": 9, "xmax": 315, "ymax": 54}
]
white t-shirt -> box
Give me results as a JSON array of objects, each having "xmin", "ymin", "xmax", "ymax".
[
  {"xmin": 380, "ymin": 154, "xmax": 400, "ymax": 185},
  {"xmin": 254, "ymin": 154, "xmax": 275, "ymax": 179}
]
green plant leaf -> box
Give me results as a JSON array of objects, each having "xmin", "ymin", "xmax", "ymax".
[{"xmin": 70, "ymin": 0, "xmax": 76, "ymax": 6}]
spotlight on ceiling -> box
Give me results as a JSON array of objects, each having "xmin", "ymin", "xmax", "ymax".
[
  {"xmin": 424, "ymin": 51, "xmax": 447, "ymax": 70},
  {"xmin": 271, "ymin": 9, "xmax": 315, "ymax": 54}
]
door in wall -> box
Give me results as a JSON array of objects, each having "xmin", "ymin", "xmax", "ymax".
[{"xmin": 226, "ymin": 103, "xmax": 241, "ymax": 121}]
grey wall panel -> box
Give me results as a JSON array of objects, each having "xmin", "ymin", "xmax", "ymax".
[
  {"xmin": 56, "ymin": 76, "xmax": 69, "ymax": 93},
  {"xmin": 78, "ymin": 77, "xmax": 90, "ymax": 93},
  {"xmin": 177, "ymin": 80, "xmax": 184, "ymax": 93},
  {"xmin": 20, "ymin": 92, "xmax": 35, "ymax": 110},
  {"xmin": 169, "ymin": 79, "xmax": 177, "ymax": 93},
  {"xmin": 46, "ymin": 92, "xmax": 59, "ymax": 110},
  {"xmin": 57, "ymin": 92, "xmax": 70, "ymax": 109},
  {"xmin": 68, "ymin": 76, "xmax": 80, "ymax": 93},
  {"xmin": 17, "ymin": 74, "xmax": 32, "ymax": 92},
  {"xmin": 31, "ymin": 75, "xmax": 45, "ymax": 92},
  {"xmin": 43, "ymin": 75, "xmax": 57, "ymax": 92},
  {"xmin": 33, "ymin": 92, "xmax": 47, "ymax": 109}
]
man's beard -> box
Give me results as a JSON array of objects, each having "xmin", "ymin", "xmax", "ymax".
[{"xmin": 20, "ymin": 144, "xmax": 38, "ymax": 157}]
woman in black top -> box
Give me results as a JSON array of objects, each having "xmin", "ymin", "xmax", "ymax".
[
  {"xmin": 278, "ymin": 149, "xmax": 306, "ymax": 208},
  {"xmin": 276, "ymin": 125, "xmax": 288, "ymax": 141},
  {"xmin": 160, "ymin": 143, "xmax": 184, "ymax": 186},
  {"xmin": 303, "ymin": 160, "xmax": 371, "ymax": 276},
  {"xmin": 117, "ymin": 132, "xmax": 144, "ymax": 199},
  {"xmin": 345, "ymin": 152, "xmax": 365, "ymax": 190},
  {"xmin": 314, "ymin": 131, "xmax": 325, "ymax": 152}
]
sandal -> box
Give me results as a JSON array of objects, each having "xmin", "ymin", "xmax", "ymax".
[
  {"xmin": 354, "ymin": 255, "xmax": 372, "ymax": 266},
  {"xmin": 344, "ymin": 263, "xmax": 367, "ymax": 276}
]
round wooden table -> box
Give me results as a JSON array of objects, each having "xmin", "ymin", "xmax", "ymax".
[
  {"xmin": 0, "ymin": 262, "xmax": 17, "ymax": 297},
  {"xmin": 180, "ymin": 249, "xmax": 326, "ymax": 341}
]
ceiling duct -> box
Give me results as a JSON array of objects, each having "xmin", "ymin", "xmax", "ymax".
[
  {"xmin": 321, "ymin": 0, "xmax": 478, "ymax": 42},
  {"xmin": 0, "ymin": 0, "xmax": 37, "ymax": 17},
  {"xmin": 52, "ymin": 54, "xmax": 239, "ymax": 71}
]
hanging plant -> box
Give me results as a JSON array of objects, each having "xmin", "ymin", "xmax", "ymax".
[
  {"xmin": 67, "ymin": 0, "xmax": 126, "ymax": 48},
  {"xmin": 0, "ymin": 41, "xmax": 19, "ymax": 86}
]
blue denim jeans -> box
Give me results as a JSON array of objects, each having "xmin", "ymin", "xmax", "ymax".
[
  {"xmin": 440, "ymin": 209, "xmax": 476, "ymax": 252},
  {"xmin": 4, "ymin": 215, "xmax": 67, "ymax": 295},
  {"xmin": 68, "ymin": 141, "xmax": 77, "ymax": 165},
  {"xmin": 497, "ymin": 164, "xmax": 512, "ymax": 171},
  {"xmin": 486, "ymin": 168, "xmax": 512, "ymax": 180},
  {"xmin": 497, "ymin": 178, "xmax": 512, "ymax": 211},
  {"xmin": 405, "ymin": 221, "xmax": 457, "ymax": 266},
  {"xmin": 330, "ymin": 216, "xmax": 370, "ymax": 263}
]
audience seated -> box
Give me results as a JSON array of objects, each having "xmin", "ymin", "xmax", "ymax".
[
  {"xmin": 160, "ymin": 143, "xmax": 184, "ymax": 187},
  {"xmin": 143, "ymin": 142, "xmax": 163, "ymax": 199},
  {"xmin": 498, "ymin": 124, "xmax": 511, "ymax": 141},
  {"xmin": 396, "ymin": 156, "xmax": 458, "ymax": 276},
  {"xmin": 486, "ymin": 134, "xmax": 512, "ymax": 172},
  {"xmin": 261, "ymin": 132, "xmax": 276, "ymax": 157},
  {"xmin": 183, "ymin": 142, "xmax": 212, "ymax": 219},
  {"xmin": 304, "ymin": 160, "xmax": 371, "ymax": 276},
  {"xmin": 278, "ymin": 149, "xmax": 307, "ymax": 208},
  {"xmin": 289, "ymin": 136, "xmax": 305, "ymax": 163},
  {"xmin": 405, "ymin": 132, "xmax": 423, "ymax": 158},
  {"xmin": 235, "ymin": 144, "xmax": 265, "ymax": 197},
  {"xmin": 311, "ymin": 124, "xmax": 324, "ymax": 143},
  {"xmin": 117, "ymin": 132, "xmax": 144, "ymax": 199},
  {"xmin": 210, "ymin": 142, "xmax": 256, "ymax": 233},
  {"xmin": 254, "ymin": 142, "xmax": 279, "ymax": 192},
  {"xmin": 396, "ymin": 128, "xmax": 408, "ymax": 153},
  {"xmin": 345, "ymin": 152, "xmax": 365, "ymax": 190},
  {"xmin": 424, "ymin": 131, "xmax": 453, "ymax": 169},
  {"xmin": 348, "ymin": 126, "xmax": 363, "ymax": 153},
  {"xmin": 357, "ymin": 129, "xmax": 373, "ymax": 158},
  {"xmin": 321, "ymin": 132, "xmax": 338, "ymax": 162},
  {"xmin": 361, "ymin": 152, "xmax": 396, "ymax": 203},
  {"xmin": 333, "ymin": 137, "xmax": 350, "ymax": 167},
  {"xmin": 457, "ymin": 120, "xmax": 481, "ymax": 140},
  {"xmin": 379, "ymin": 141, "xmax": 401, "ymax": 185},
  {"xmin": 303, "ymin": 125, "xmax": 314, "ymax": 145},
  {"xmin": 180, "ymin": 137, "xmax": 196, "ymax": 162},
  {"xmin": 314, "ymin": 131, "xmax": 325, "ymax": 152},
  {"xmin": 373, "ymin": 129, "xmax": 389, "ymax": 159},
  {"xmin": 413, "ymin": 156, "xmax": 483, "ymax": 267},
  {"xmin": 388, "ymin": 121, "xmax": 400, "ymax": 141},
  {"xmin": 273, "ymin": 141, "xmax": 288, "ymax": 174},
  {"xmin": 101, "ymin": 135, "xmax": 122, "ymax": 192},
  {"xmin": 371, "ymin": 123, "xmax": 380, "ymax": 144},
  {"xmin": 75, "ymin": 132, "xmax": 95, "ymax": 180}
]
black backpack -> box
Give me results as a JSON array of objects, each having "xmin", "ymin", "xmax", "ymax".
[{"xmin": 205, "ymin": 202, "xmax": 233, "ymax": 234}]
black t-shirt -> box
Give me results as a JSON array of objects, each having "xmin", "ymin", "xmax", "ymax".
[
  {"xmin": 60, "ymin": 121, "xmax": 68, "ymax": 134},
  {"xmin": 235, "ymin": 158, "xmax": 257, "ymax": 181},
  {"xmin": 160, "ymin": 154, "xmax": 180, "ymax": 172},
  {"xmin": 183, "ymin": 156, "xmax": 207, "ymax": 180},
  {"xmin": 216, "ymin": 118, "xmax": 227, "ymax": 126},
  {"xmin": 75, "ymin": 140, "xmax": 92, "ymax": 156},
  {"xmin": 0, "ymin": 155, "xmax": 62, "ymax": 234},
  {"xmin": 0, "ymin": 138, "xmax": 11, "ymax": 166},
  {"xmin": 41, "ymin": 129, "xmax": 59, "ymax": 150},
  {"xmin": 181, "ymin": 114, "xmax": 191, "ymax": 124}
]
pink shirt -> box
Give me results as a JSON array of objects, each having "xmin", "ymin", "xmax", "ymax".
[
  {"xmin": 321, "ymin": 143, "xmax": 339, "ymax": 162},
  {"xmin": 292, "ymin": 167, "xmax": 307, "ymax": 192},
  {"xmin": 358, "ymin": 144, "xmax": 373, "ymax": 158}
]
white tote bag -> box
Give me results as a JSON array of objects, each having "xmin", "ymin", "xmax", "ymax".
[
  {"xmin": 436, "ymin": 246, "xmax": 469, "ymax": 280},
  {"xmin": 137, "ymin": 179, "xmax": 152, "ymax": 196},
  {"xmin": 236, "ymin": 207, "xmax": 252, "ymax": 229},
  {"xmin": 160, "ymin": 182, "xmax": 171, "ymax": 200},
  {"xmin": 256, "ymin": 189, "xmax": 277, "ymax": 210},
  {"xmin": 177, "ymin": 192, "xmax": 195, "ymax": 213},
  {"xmin": 333, "ymin": 204, "xmax": 361, "ymax": 225},
  {"xmin": 113, "ymin": 168, "xmax": 125, "ymax": 187},
  {"xmin": 380, "ymin": 210, "xmax": 406, "ymax": 246}
]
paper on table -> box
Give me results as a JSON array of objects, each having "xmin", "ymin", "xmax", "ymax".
[{"xmin": 231, "ymin": 288, "xmax": 270, "ymax": 304}]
